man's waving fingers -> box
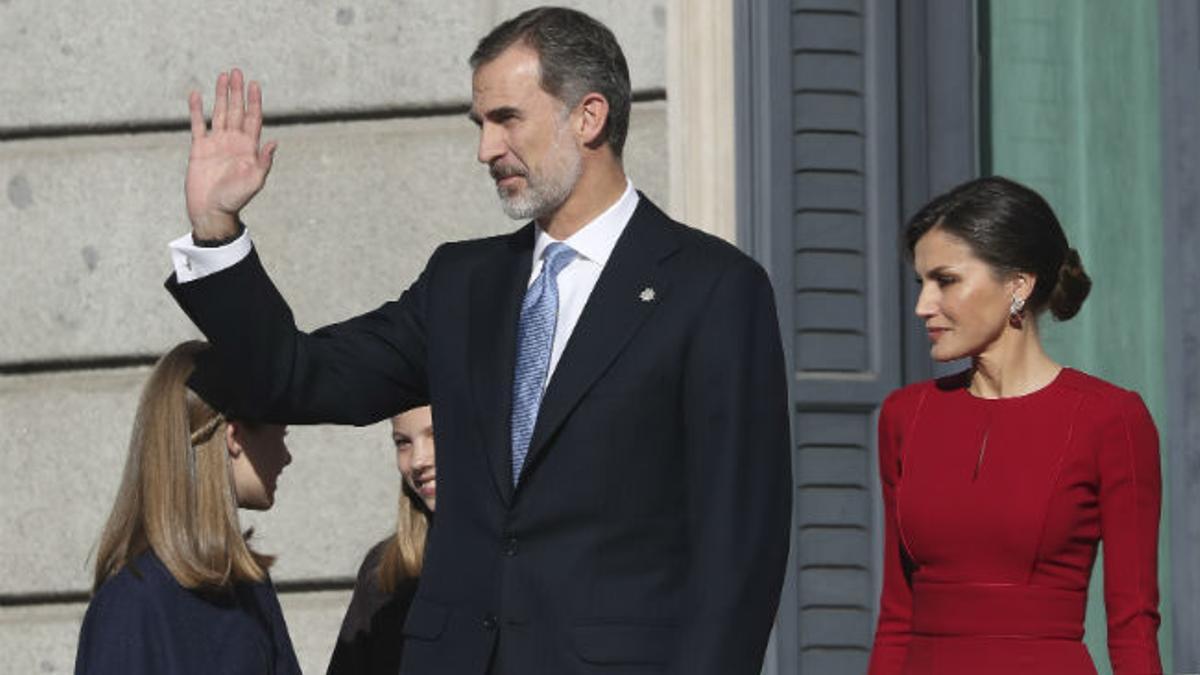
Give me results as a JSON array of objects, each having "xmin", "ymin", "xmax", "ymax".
[
  {"xmin": 188, "ymin": 91, "xmax": 206, "ymax": 141},
  {"xmin": 246, "ymin": 80, "xmax": 264, "ymax": 144},
  {"xmin": 228, "ymin": 68, "xmax": 245, "ymax": 131},
  {"xmin": 212, "ymin": 71, "xmax": 229, "ymax": 131}
]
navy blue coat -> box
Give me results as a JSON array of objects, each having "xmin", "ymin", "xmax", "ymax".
[{"xmin": 75, "ymin": 551, "xmax": 301, "ymax": 675}]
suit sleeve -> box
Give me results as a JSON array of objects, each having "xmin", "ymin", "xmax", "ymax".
[
  {"xmin": 165, "ymin": 243, "xmax": 436, "ymax": 425},
  {"xmin": 1098, "ymin": 391, "xmax": 1163, "ymax": 674},
  {"xmin": 867, "ymin": 393, "xmax": 914, "ymax": 675},
  {"xmin": 670, "ymin": 259, "xmax": 792, "ymax": 675}
]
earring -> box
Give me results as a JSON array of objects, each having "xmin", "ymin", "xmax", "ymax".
[
  {"xmin": 1009, "ymin": 295, "xmax": 1025, "ymax": 318},
  {"xmin": 1009, "ymin": 295, "xmax": 1026, "ymax": 327}
]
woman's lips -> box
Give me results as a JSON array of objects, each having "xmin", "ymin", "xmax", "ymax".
[
  {"xmin": 927, "ymin": 327, "xmax": 948, "ymax": 341},
  {"xmin": 417, "ymin": 479, "xmax": 436, "ymax": 497}
]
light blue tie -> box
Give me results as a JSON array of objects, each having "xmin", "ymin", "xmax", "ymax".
[{"xmin": 510, "ymin": 242, "xmax": 576, "ymax": 485}]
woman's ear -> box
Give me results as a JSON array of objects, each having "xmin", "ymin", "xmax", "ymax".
[
  {"xmin": 1009, "ymin": 272, "xmax": 1036, "ymax": 304},
  {"xmin": 225, "ymin": 421, "xmax": 243, "ymax": 459}
]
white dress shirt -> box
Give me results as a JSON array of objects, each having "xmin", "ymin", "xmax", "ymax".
[
  {"xmin": 529, "ymin": 179, "xmax": 638, "ymax": 385},
  {"xmin": 168, "ymin": 180, "xmax": 641, "ymax": 388},
  {"xmin": 168, "ymin": 226, "xmax": 253, "ymax": 284}
]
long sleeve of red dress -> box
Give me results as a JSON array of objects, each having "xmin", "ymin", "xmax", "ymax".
[
  {"xmin": 865, "ymin": 369, "xmax": 1162, "ymax": 675},
  {"xmin": 1096, "ymin": 389, "xmax": 1163, "ymax": 673},
  {"xmin": 866, "ymin": 386, "xmax": 921, "ymax": 675}
]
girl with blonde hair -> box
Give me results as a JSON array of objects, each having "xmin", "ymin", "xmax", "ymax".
[
  {"xmin": 328, "ymin": 404, "xmax": 435, "ymax": 675},
  {"xmin": 75, "ymin": 341, "xmax": 300, "ymax": 674}
]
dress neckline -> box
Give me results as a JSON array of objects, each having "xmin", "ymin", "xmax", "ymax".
[{"xmin": 954, "ymin": 367, "xmax": 1070, "ymax": 403}]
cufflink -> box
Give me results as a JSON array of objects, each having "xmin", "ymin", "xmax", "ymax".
[{"xmin": 638, "ymin": 287, "xmax": 656, "ymax": 302}]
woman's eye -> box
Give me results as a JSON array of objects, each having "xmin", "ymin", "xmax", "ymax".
[{"xmin": 936, "ymin": 276, "xmax": 955, "ymax": 287}]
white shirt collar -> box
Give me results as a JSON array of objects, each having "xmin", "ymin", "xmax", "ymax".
[{"xmin": 532, "ymin": 179, "xmax": 639, "ymax": 267}]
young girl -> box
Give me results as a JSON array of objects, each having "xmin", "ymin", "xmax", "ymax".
[
  {"xmin": 328, "ymin": 404, "xmax": 435, "ymax": 675},
  {"xmin": 75, "ymin": 341, "xmax": 300, "ymax": 674}
]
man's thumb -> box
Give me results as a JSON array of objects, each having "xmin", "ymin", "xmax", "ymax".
[{"xmin": 258, "ymin": 141, "xmax": 278, "ymax": 172}]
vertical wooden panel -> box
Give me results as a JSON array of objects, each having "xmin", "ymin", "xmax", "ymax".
[
  {"xmin": 789, "ymin": 1, "xmax": 901, "ymax": 671},
  {"xmin": 1158, "ymin": 0, "xmax": 1200, "ymax": 670}
]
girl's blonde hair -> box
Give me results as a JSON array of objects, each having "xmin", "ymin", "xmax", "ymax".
[
  {"xmin": 377, "ymin": 452, "xmax": 430, "ymax": 593},
  {"xmin": 93, "ymin": 341, "xmax": 272, "ymax": 592}
]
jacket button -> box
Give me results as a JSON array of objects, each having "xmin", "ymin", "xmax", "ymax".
[
  {"xmin": 482, "ymin": 614, "xmax": 497, "ymax": 630},
  {"xmin": 503, "ymin": 536, "xmax": 518, "ymax": 556}
]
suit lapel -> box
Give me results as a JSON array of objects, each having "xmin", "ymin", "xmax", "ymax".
[
  {"xmin": 469, "ymin": 224, "xmax": 534, "ymax": 505},
  {"xmin": 518, "ymin": 198, "xmax": 680, "ymax": 484}
]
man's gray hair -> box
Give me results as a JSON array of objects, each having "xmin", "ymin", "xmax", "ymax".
[{"xmin": 470, "ymin": 6, "xmax": 632, "ymax": 158}]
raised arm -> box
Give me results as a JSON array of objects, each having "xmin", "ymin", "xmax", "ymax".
[
  {"xmin": 185, "ymin": 68, "xmax": 277, "ymax": 241},
  {"xmin": 166, "ymin": 245, "xmax": 434, "ymax": 426},
  {"xmin": 167, "ymin": 70, "xmax": 429, "ymax": 426}
]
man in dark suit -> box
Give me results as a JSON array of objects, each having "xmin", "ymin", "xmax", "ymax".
[{"xmin": 168, "ymin": 7, "xmax": 791, "ymax": 674}]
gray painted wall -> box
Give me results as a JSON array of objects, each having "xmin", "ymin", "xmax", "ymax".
[
  {"xmin": 0, "ymin": 2, "xmax": 668, "ymax": 672},
  {"xmin": 1159, "ymin": 0, "xmax": 1200, "ymax": 669}
]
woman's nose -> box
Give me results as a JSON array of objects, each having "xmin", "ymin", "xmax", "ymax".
[
  {"xmin": 412, "ymin": 439, "xmax": 434, "ymax": 468},
  {"xmin": 914, "ymin": 284, "xmax": 937, "ymax": 319}
]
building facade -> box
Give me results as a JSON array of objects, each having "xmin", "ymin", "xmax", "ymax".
[
  {"xmin": 729, "ymin": 1, "xmax": 1197, "ymax": 673},
  {"xmin": 2, "ymin": 1, "xmax": 1195, "ymax": 673}
]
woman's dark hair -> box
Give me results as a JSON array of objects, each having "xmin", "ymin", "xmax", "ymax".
[{"xmin": 905, "ymin": 175, "xmax": 1092, "ymax": 321}]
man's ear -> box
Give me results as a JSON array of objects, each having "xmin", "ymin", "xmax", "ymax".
[
  {"xmin": 225, "ymin": 421, "xmax": 243, "ymax": 459},
  {"xmin": 575, "ymin": 92, "xmax": 610, "ymax": 148}
]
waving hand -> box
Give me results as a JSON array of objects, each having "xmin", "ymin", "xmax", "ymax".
[{"xmin": 185, "ymin": 69, "xmax": 277, "ymax": 240}]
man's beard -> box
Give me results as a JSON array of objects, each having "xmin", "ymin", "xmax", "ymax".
[{"xmin": 493, "ymin": 123, "xmax": 583, "ymax": 221}]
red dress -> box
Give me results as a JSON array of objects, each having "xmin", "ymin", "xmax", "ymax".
[{"xmin": 867, "ymin": 368, "xmax": 1162, "ymax": 675}]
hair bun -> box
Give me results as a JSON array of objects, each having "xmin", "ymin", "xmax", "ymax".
[{"xmin": 1048, "ymin": 247, "xmax": 1091, "ymax": 320}]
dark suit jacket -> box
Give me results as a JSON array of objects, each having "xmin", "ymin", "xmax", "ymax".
[{"xmin": 168, "ymin": 195, "xmax": 792, "ymax": 675}]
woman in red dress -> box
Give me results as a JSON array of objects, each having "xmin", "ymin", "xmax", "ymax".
[{"xmin": 867, "ymin": 176, "xmax": 1163, "ymax": 675}]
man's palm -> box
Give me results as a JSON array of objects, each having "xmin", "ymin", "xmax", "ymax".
[{"xmin": 185, "ymin": 69, "xmax": 276, "ymax": 237}]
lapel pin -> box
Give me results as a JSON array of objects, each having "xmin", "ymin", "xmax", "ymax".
[{"xmin": 638, "ymin": 287, "xmax": 656, "ymax": 303}]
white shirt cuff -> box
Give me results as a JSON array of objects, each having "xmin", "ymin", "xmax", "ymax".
[{"xmin": 168, "ymin": 228, "xmax": 253, "ymax": 283}]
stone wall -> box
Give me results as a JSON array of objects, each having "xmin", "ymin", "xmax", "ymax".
[{"xmin": 0, "ymin": 1, "xmax": 668, "ymax": 672}]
